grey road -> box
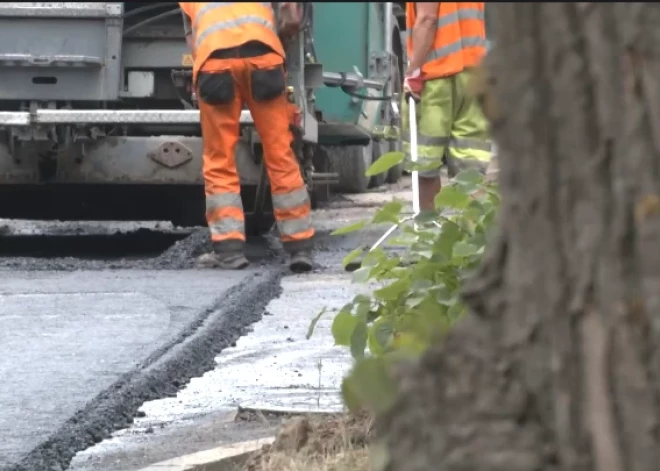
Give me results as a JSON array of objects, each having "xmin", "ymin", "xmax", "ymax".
[{"xmin": 0, "ymin": 180, "xmax": 412, "ymax": 471}]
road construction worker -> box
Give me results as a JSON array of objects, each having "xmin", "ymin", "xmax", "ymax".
[
  {"xmin": 403, "ymin": 2, "xmax": 491, "ymax": 211},
  {"xmin": 179, "ymin": 2, "xmax": 314, "ymax": 272}
]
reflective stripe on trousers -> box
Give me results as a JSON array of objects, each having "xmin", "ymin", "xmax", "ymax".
[
  {"xmin": 403, "ymin": 134, "xmax": 492, "ymax": 152},
  {"xmin": 402, "ymin": 135, "xmax": 492, "ymax": 175},
  {"xmin": 206, "ymin": 192, "xmax": 245, "ymax": 242},
  {"xmin": 271, "ymin": 186, "xmax": 313, "ymax": 241}
]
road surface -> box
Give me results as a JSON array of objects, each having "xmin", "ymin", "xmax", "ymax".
[{"xmin": 0, "ymin": 180, "xmax": 412, "ymax": 471}]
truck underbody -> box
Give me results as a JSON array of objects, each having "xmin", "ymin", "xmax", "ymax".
[{"xmin": 0, "ymin": 3, "xmax": 403, "ymax": 228}]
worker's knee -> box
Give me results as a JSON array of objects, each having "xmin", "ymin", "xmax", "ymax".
[
  {"xmin": 419, "ymin": 173, "xmax": 441, "ymax": 183},
  {"xmin": 198, "ymin": 71, "xmax": 235, "ymax": 105},
  {"xmin": 445, "ymin": 156, "xmax": 488, "ymax": 178}
]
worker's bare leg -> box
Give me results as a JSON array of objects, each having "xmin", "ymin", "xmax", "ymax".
[{"xmin": 419, "ymin": 175, "xmax": 442, "ymax": 212}]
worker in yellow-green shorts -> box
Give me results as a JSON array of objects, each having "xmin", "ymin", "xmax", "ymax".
[{"xmin": 403, "ymin": 2, "xmax": 491, "ymax": 211}]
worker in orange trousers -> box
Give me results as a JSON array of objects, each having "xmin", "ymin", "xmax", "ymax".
[{"xmin": 180, "ymin": 2, "xmax": 314, "ymax": 272}]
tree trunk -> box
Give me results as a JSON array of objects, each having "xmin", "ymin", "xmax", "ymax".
[{"xmin": 381, "ymin": 3, "xmax": 660, "ymax": 470}]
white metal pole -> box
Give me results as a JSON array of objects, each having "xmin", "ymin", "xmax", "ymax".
[
  {"xmin": 409, "ymin": 97, "xmax": 421, "ymax": 218},
  {"xmin": 364, "ymin": 98, "xmax": 422, "ymax": 256}
]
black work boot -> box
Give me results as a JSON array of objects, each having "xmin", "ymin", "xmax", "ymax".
[
  {"xmin": 196, "ymin": 251, "xmax": 250, "ymax": 269},
  {"xmin": 289, "ymin": 249, "xmax": 313, "ymax": 273}
]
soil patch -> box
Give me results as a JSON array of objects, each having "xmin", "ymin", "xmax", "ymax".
[{"xmin": 244, "ymin": 413, "xmax": 371, "ymax": 471}]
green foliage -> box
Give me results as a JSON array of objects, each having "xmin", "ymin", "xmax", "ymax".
[
  {"xmin": 309, "ymin": 167, "xmax": 500, "ymax": 414},
  {"xmin": 366, "ymin": 151, "xmax": 404, "ymax": 176}
]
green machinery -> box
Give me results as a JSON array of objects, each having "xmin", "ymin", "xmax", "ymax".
[{"xmin": 0, "ymin": 3, "xmax": 406, "ymax": 228}]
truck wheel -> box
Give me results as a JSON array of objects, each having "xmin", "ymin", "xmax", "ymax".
[
  {"xmin": 387, "ymin": 139, "xmax": 404, "ymax": 184},
  {"xmin": 327, "ymin": 144, "xmax": 372, "ymax": 194},
  {"xmin": 369, "ymin": 139, "xmax": 389, "ymax": 188},
  {"xmin": 387, "ymin": 21, "xmax": 406, "ymax": 185},
  {"xmin": 310, "ymin": 145, "xmax": 331, "ymax": 206}
]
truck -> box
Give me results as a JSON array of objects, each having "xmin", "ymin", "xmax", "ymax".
[{"xmin": 0, "ymin": 2, "xmax": 406, "ymax": 231}]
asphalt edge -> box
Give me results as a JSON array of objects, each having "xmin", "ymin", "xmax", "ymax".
[{"xmin": 5, "ymin": 268, "xmax": 283, "ymax": 471}]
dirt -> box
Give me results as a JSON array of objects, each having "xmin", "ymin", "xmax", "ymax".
[{"xmin": 244, "ymin": 413, "xmax": 371, "ymax": 471}]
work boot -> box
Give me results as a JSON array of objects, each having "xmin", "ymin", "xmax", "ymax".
[
  {"xmin": 196, "ymin": 251, "xmax": 250, "ymax": 270},
  {"xmin": 289, "ymin": 249, "xmax": 313, "ymax": 273}
]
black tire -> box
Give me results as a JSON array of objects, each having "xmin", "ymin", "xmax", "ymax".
[
  {"xmin": 369, "ymin": 139, "xmax": 389, "ymax": 188},
  {"xmin": 310, "ymin": 145, "xmax": 332, "ymax": 206},
  {"xmin": 387, "ymin": 139, "xmax": 404, "ymax": 184},
  {"xmin": 327, "ymin": 143, "xmax": 372, "ymax": 194}
]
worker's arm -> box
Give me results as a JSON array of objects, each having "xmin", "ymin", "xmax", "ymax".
[
  {"xmin": 276, "ymin": 2, "xmax": 301, "ymax": 39},
  {"xmin": 406, "ymin": 2, "xmax": 438, "ymax": 74},
  {"xmin": 181, "ymin": 10, "xmax": 194, "ymax": 55}
]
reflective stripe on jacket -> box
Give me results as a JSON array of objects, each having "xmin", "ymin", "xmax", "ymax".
[
  {"xmin": 178, "ymin": 2, "xmax": 285, "ymax": 84},
  {"xmin": 406, "ymin": 2, "xmax": 487, "ymax": 79}
]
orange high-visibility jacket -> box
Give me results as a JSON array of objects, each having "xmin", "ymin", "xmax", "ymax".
[
  {"xmin": 406, "ymin": 2, "xmax": 487, "ymax": 80},
  {"xmin": 179, "ymin": 2, "xmax": 285, "ymax": 84}
]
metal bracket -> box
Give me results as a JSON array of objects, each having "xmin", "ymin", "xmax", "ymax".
[
  {"xmin": 369, "ymin": 51, "xmax": 390, "ymax": 80},
  {"xmin": 148, "ymin": 141, "xmax": 193, "ymax": 169},
  {"xmin": 303, "ymin": 63, "xmax": 324, "ymax": 89}
]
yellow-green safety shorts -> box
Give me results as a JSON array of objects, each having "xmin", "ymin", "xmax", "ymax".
[{"xmin": 402, "ymin": 68, "xmax": 492, "ymax": 179}]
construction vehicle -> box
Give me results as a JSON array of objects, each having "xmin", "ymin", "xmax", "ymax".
[{"xmin": 0, "ymin": 3, "xmax": 406, "ymax": 230}]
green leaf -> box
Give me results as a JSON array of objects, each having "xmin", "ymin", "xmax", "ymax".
[
  {"xmin": 372, "ymin": 201, "xmax": 403, "ymax": 224},
  {"xmin": 374, "ymin": 278, "xmax": 410, "ymax": 302},
  {"xmin": 453, "ymin": 168, "xmax": 483, "ymax": 185},
  {"xmin": 342, "ymin": 357, "xmax": 398, "ymax": 415},
  {"xmin": 447, "ymin": 300, "xmax": 466, "ymax": 321},
  {"xmin": 366, "ymin": 151, "xmax": 404, "ymax": 176},
  {"xmin": 341, "ymin": 377, "xmax": 362, "ymax": 413},
  {"xmin": 368, "ymin": 318, "xmax": 394, "ymax": 356},
  {"xmin": 391, "ymin": 332, "xmax": 427, "ymax": 355},
  {"xmin": 350, "ymin": 320, "xmax": 368, "ymax": 359},
  {"xmin": 331, "ymin": 310, "xmax": 358, "ymax": 346},
  {"xmin": 355, "ymin": 300, "xmax": 371, "ymax": 320},
  {"xmin": 306, "ymin": 307, "xmax": 327, "ymax": 340},
  {"xmin": 453, "ymin": 241, "xmax": 480, "ymax": 258},
  {"xmin": 342, "ymin": 247, "xmax": 364, "ymax": 268},
  {"xmin": 331, "ymin": 220, "xmax": 367, "ymax": 236},
  {"xmin": 352, "ymin": 266, "xmax": 372, "ymax": 283},
  {"xmin": 361, "ymin": 248, "xmax": 387, "ymax": 267},
  {"xmin": 353, "ymin": 294, "xmax": 372, "ymax": 304},
  {"xmin": 434, "ymin": 186, "xmax": 470, "ymax": 210}
]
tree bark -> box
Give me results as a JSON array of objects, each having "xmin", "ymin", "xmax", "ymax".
[{"xmin": 381, "ymin": 3, "xmax": 660, "ymax": 470}]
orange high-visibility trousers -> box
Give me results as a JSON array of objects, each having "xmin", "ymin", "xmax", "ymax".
[{"xmin": 197, "ymin": 50, "xmax": 314, "ymax": 254}]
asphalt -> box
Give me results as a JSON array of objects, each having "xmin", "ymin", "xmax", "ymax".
[
  {"xmin": 67, "ymin": 186, "xmax": 413, "ymax": 471},
  {"xmin": 0, "ymin": 225, "xmax": 285, "ymax": 471},
  {"xmin": 0, "ymin": 179, "xmax": 414, "ymax": 471}
]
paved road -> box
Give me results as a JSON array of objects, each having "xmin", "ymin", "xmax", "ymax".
[
  {"xmin": 0, "ymin": 269, "xmax": 269, "ymax": 468},
  {"xmin": 0, "ymin": 179, "xmax": 412, "ymax": 471}
]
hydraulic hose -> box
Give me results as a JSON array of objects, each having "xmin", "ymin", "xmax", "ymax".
[
  {"xmin": 123, "ymin": 9, "xmax": 181, "ymax": 36},
  {"xmin": 123, "ymin": 3, "xmax": 171, "ymax": 20}
]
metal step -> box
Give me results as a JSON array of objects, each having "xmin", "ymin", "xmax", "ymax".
[{"xmin": 0, "ymin": 109, "xmax": 253, "ymax": 126}]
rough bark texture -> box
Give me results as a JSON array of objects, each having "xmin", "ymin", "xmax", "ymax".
[{"xmin": 381, "ymin": 3, "xmax": 660, "ymax": 470}]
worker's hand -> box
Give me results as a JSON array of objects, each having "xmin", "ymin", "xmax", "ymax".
[
  {"xmin": 403, "ymin": 69, "xmax": 423, "ymax": 102},
  {"xmin": 278, "ymin": 2, "xmax": 302, "ymax": 40}
]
